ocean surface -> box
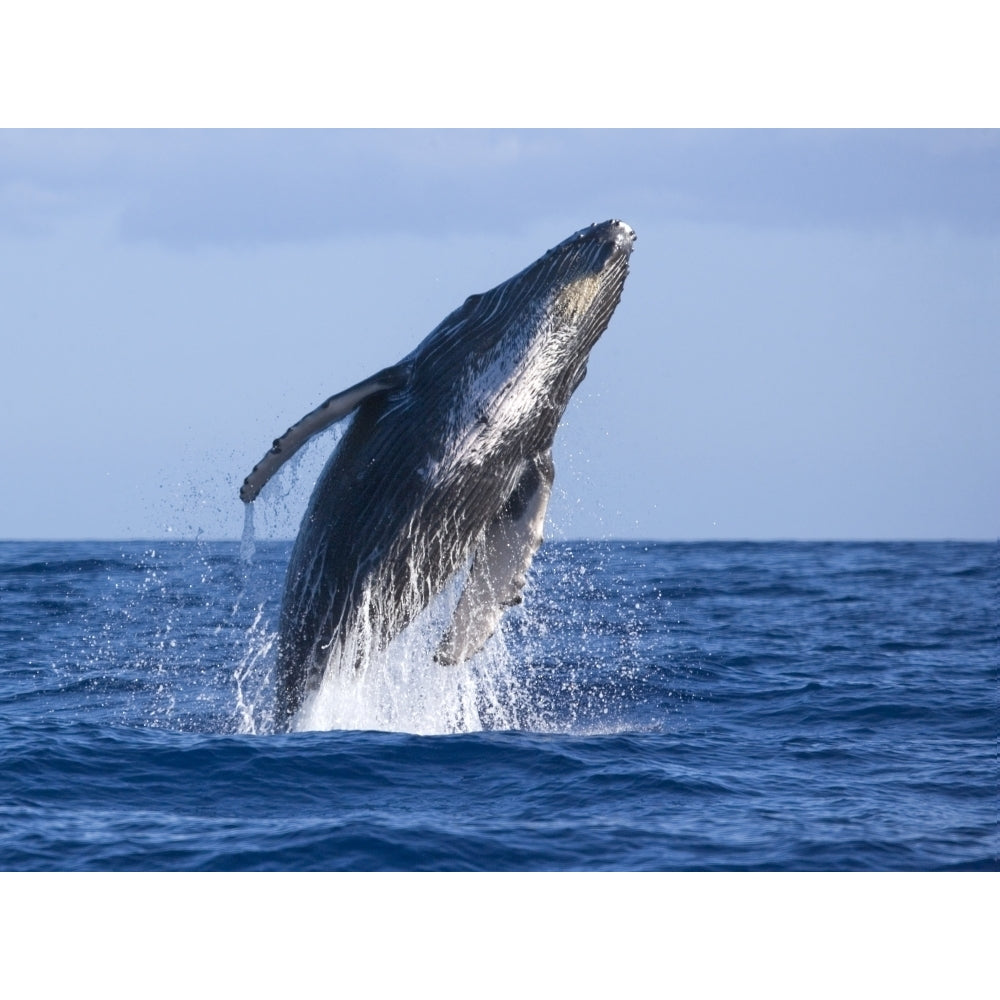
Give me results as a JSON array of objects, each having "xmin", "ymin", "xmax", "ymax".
[{"xmin": 0, "ymin": 538, "xmax": 995, "ymax": 870}]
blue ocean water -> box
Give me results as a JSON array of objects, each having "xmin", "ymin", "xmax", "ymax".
[{"xmin": 0, "ymin": 538, "xmax": 995, "ymax": 870}]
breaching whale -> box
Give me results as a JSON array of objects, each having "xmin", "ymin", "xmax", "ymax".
[{"xmin": 241, "ymin": 220, "xmax": 635, "ymax": 729}]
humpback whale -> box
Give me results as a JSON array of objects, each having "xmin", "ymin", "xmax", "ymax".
[{"xmin": 241, "ymin": 220, "xmax": 635, "ymax": 729}]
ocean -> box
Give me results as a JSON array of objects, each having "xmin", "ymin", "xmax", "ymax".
[{"xmin": 0, "ymin": 538, "xmax": 995, "ymax": 871}]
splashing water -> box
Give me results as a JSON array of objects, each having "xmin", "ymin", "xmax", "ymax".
[
  {"xmin": 234, "ymin": 424, "xmax": 549, "ymax": 736},
  {"xmin": 239, "ymin": 503, "xmax": 256, "ymax": 565},
  {"xmin": 231, "ymin": 540, "xmax": 648, "ymax": 738},
  {"xmin": 227, "ymin": 411, "xmax": 660, "ymax": 737},
  {"xmin": 232, "ymin": 605, "xmax": 276, "ymax": 735},
  {"xmin": 23, "ymin": 533, "xmax": 651, "ymax": 739},
  {"xmin": 291, "ymin": 571, "xmax": 531, "ymax": 735}
]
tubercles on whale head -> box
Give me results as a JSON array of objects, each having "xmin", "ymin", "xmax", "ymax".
[{"xmin": 561, "ymin": 219, "xmax": 636, "ymax": 250}]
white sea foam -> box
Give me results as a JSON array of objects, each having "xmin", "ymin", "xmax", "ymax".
[{"xmin": 291, "ymin": 570, "xmax": 529, "ymax": 735}]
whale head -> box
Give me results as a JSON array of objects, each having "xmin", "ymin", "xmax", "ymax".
[{"xmin": 409, "ymin": 220, "xmax": 636, "ymax": 448}]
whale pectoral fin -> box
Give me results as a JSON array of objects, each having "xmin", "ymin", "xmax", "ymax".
[
  {"xmin": 435, "ymin": 450, "xmax": 554, "ymax": 666},
  {"xmin": 240, "ymin": 364, "xmax": 411, "ymax": 502}
]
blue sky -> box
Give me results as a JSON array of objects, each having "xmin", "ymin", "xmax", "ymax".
[{"xmin": 2, "ymin": 129, "xmax": 997, "ymax": 540}]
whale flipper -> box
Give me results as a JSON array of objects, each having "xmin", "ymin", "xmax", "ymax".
[
  {"xmin": 435, "ymin": 450, "xmax": 554, "ymax": 666},
  {"xmin": 240, "ymin": 364, "xmax": 411, "ymax": 502}
]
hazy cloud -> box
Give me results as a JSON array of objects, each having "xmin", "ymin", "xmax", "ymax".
[{"xmin": 1, "ymin": 129, "xmax": 997, "ymax": 247}]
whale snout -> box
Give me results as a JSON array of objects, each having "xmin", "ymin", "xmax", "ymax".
[
  {"xmin": 566, "ymin": 219, "xmax": 636, "ymax": 250},
  {"xmin": 611, "ymin": 219, "xmax": 636, "ymax": 248},
  {"xmin": 605, "ymin": 219, "xmax": 636, "ymax": 245}
]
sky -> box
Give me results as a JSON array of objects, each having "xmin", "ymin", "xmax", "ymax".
[{"xmin": 2, "ymin": 129, "xmax": 998, "ymax": 540}]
